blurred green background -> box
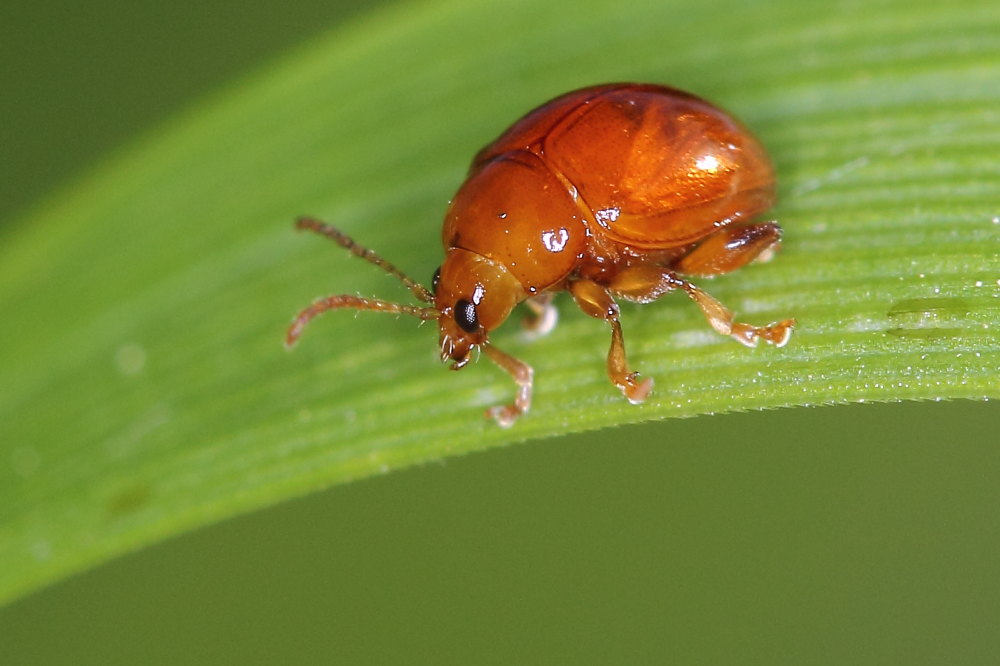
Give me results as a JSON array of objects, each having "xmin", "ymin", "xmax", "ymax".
[{"xmin": 2, "ymin": 0, "xmax": 998, "ymax": 664}]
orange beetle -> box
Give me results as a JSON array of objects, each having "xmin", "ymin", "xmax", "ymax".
[{"xmin": 288, "ymin": 83, "xmax": 794, "ymax": 426}]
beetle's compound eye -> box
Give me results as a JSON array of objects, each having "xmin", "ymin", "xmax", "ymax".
[
  {"xmin": 454, "ymin": 298, "xmax": 479, "ymax": 333},
  {"xmin": 432, "ymin": 266, "xmax": 442, "ymax": 293}
]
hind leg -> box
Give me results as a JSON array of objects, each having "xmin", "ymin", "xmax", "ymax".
[
  {"xmin": 675, "ymin": 221, "xmax": 782, "ymax": 276},
  {"xmin": 609, "ymin": 266, "xmax": 794, "ymax": 348}
]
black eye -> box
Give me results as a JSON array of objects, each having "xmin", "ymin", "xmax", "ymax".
[
  {"xmin": 432, "ymin": 267, "xmax": 441, "ymax": 293},
  {"xmin": 454, "ymin": 298, "xmax": 479, "ymax": 333}
]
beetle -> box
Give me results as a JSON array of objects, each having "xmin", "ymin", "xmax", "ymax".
[{"xmin": 287, "ymin": 83, "xmax": 795, "ymax": 426}]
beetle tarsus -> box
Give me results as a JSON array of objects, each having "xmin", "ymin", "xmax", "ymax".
[
  {"xmin": 727, "ymin": 318, "xmax": 796, "ymax": 348},
  {"xmin": 483, "ymin": 344, "xmax": 533, "ymax": 426},
  {"xmin": 621, "ymin": 374, "xmax": 654, "ymax": 405},
  {"xmin": 521, "ymin": 293, "xmax": 559, "ymax": 339},
  {"xmin": 486, "ymin": 405, "xmax": 520, "ymax": 428}
]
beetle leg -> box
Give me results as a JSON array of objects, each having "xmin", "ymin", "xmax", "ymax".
[
  {"xmin": 483, "ymin": 344, "xmax": 534, "ymax": 427},
  {"xmin": 521, "ymin": 292, "xmax": 558, "ymax": 339},
  {"xmin": 679, "ymin": 281, "xmax": 795, "ymax": 347},
  {"xmin": 674, "ymin": 221, "xmax": 782, "ymax": 276},
  {"xmin": 608, "ymin": 266, "xmax": 795, "ymax": 348},
  {"xmin": 568, "ymin": 279, "xmax": 654, "ymax": 404}
]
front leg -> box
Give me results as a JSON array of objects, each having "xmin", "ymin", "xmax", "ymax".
[
  {"xmin": 568, "ymin": 279, "xmax": 654, "ymax": 404},
  {"xmin": 483, "ymin": 344, "xmax": 534, "ymax": 427}
]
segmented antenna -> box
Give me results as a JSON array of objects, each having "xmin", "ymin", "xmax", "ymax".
[
  {"xmin": 295, "ymin": 217, "xmax": 434, "ymax": 303},
  {"xmin": 285, "ymin": 294, "xmax": 438, "ymax": 348}
]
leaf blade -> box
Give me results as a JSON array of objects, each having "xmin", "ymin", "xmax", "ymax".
[{"xmin": 1, "ymin": 0, "xmax": 998, "ymax": 605}]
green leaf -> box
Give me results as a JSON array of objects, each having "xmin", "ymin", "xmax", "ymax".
[{"xmin": 1, "ymin": 0, "xmax": 997, "ymax": 606}]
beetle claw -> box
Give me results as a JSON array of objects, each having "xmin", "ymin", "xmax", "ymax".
[
  {"xmin": 622, "ymin": 375, "xmax": 654, "ymax": 405},
  {"xmin": 486, "ymin": 404, "xmax": 520, "ymax": 428}
]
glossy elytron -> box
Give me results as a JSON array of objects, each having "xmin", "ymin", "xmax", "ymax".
[{"xmin": 287, "ymin": 83, "xmax": 795, "ymax": 426}]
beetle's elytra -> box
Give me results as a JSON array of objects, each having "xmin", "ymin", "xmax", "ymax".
[{"xmin": 288, "ymin": 83, "xmax": 795, "ymax": 426}]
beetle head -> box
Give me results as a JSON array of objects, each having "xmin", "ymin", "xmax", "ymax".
[
  {"xmin": 286, "ymin": 219, "xmax": 526, "ymax": 371},
  {"xmin": 433, "ymin": 248, "xmax": 526, "ymax": 368}
]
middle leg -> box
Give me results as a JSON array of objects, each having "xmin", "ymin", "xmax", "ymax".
[
  {"xmin": 521, "ymin": 292, "xmax": 558, "ymax": 339},
  {"xmin": 568, "ymin": 279, "xmax": 654, "ymax": 404}
]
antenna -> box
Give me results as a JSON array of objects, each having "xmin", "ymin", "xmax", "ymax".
[
  {"xmin": 286, "ymin": 218, "xmax": 439, "ymax": 348},
  {"xmin": 295, "ymin": 217, "xmax": 434, "ymax": 303}
]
